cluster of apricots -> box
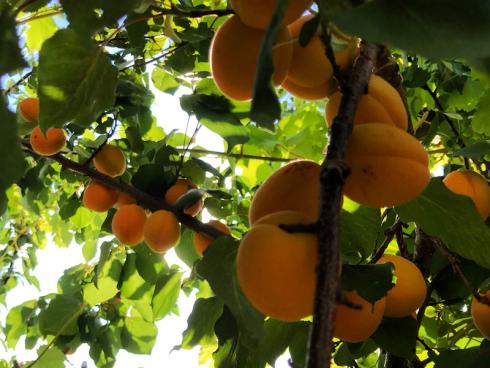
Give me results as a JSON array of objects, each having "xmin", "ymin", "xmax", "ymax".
[
  {"xmin": 18, "ymin": 98, "xmax": 231, "ymax": 256},
  {"xmin": 236, "ymin": 159, "xmax": 427, "ymax": 342},
  {"xmin": 19, "ymin": 97, "xmax": 67, "ymax": 156}
]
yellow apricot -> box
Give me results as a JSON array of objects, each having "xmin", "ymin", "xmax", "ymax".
[
  {"xmin": 471, "ymin": 290, "xmax": 490, "ymax": 339},
  {"xmin": 144, "ymin": 210, "xmax": 181, "ymax": 254},
  {"xmin": 19, "ymin": 97, "xmax": 39, "ymax": 123},
  {"xmin": 93, "ymin": 144, "xmax": 126, "ymax": 177},
  {"xmin": 82, "ymin": 181, "xmax": 118, "ymax": 212},
  {"xmin": 443, "ymin": 170, "xmax": 490, "ymax": 220},
  {"xmin": 194, "ymin": 220, "xmax": 231, "ymax": 256},
  {"xmin": 334, "ymin": 291, "xmax": 386, "ymax": 343},
  {"xmin": 112, "ymin": 204, "xmax": 147, "ymax": 245},
  {"xmin": 376, "ymin": 254, "xmax": 427, "ymax": 318},
  {"xmin": 248, "ymin": 160, "xmax": 321, "ymax": 225},
  {"xmin": 282, "ymin": 78, "xmax": 337, "ymax": 100},
  {"xmin": 326, "ymin": 75, "xmax": 408, "ymax": 130},
  {"xmin": 164, "ymin": 178, "xmax": 203, "ymax": 217},
  {"xmin": 343, "ymin": 123, "xmax": 430, "ymax": 208},
  {"xmin": 115, "ymin": 191, "xmax": 136, "ymax": 208},
  {"xmin": 29, "ymin": 126, "xmax": 66, "ymax": 156},
  {"xmin": 230, "ymin": 0, "xmax": 313, "ymax": 30},
  {"xmin": 236, "ymin": 211, "xmax": 317, "ymax": 321},
  {"xmin": 282, "ymin": 15, "xmax": 357, "ymax": 100},
  {"xmin": 210, "ymin": 15, "xmax": 293, "ymax": 101}
]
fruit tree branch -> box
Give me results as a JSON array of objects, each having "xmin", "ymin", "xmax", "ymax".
[
  {"xmin": 307, "ymin": 41, "xmax": 379, "ymax": 368},
  {"xmin": 21, "ymin": 141, "xmax": 226, "ymax": 239}
]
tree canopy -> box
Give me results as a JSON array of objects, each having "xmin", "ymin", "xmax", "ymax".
[{"xmin": 1, "ymin": 1, "xmax": 490, "ymax": 368}]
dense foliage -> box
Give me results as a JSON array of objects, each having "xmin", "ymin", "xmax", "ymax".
[{"xmin": 1, "ymin": 0, "xmax": 490, "ymax": 367}]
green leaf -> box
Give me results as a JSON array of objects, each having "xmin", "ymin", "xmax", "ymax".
[
  {"xmin": 196, "ymin": 237, "xmax": 264, "ymax": 349},
  {"xmin": 396, "ymin": 179, "xmax": 490, "ymax": 269},
  {"xmin": 180, "ymin": 94, "xmax": 249, "ymax": 149},
  {"xmin": 131, "ymin": 163, "xmax": 170, "ymax": 198},
  {"xmin": 451, "ymin": 141, "xmax": 490, "ymax": 159},
  {"xmin": 60, "ymin": 0, "xmax": 140, "ymax": 34},
  {"xmin": 174, "ymin": 227, "xmax": 200, "ymax": 267},
  {"xmin": 94, "ymin": 241, "xmax": 113, "ymax": 287},
  {"xmin": 133, "ymin": 243, "xmax": 167, "ymax": 283},
  {"xmin": 31, "ymin": 346, "xmax": 65, "ymax": 368},
  {"xmin": 6, "ymin": 300, "xmax": 38, "ymax": 348},
  {"xmin": 435, "ymin": 346, "xmax": 490, "ymax": 368},
  {"xmin": 121, "ymin": 317, "xmax": 158, "ymax": 354},
  {"xmin": 152, "ymin": 271, "xmax": 182, "ymax": 321},
  {"xmin": 472, "ymin": 88, "xmax": 490, "ymax": 136},
  {"xmin": 38, "ymin": 29, "xmax": 117, "ymax": 129},
  {"xmin": 181, "ymin": 297, "xmax": 224, "ymax": 349},
  {"xmin": 341, "ymin": 264, "xmax": 395, "ymax": 304},
  {"xmin": 331, "ymin": 0, "xmax": 490, "ymax": 72},
  {"xmin": 25, "ymin": 15, "xmax": 57, "ymax": 52},
  {"xmin": 0, "ymin": 97, "xmax": 26, "ymax": 203},
  {"xmin": 371, "ymin": 317, "xmax": 418, "ymax": 359},
  {"xmin": 152, "ymin": 67, "xmax": 180, "ymax": 94},
  {"xmin": 341, "ymin": 207, "xmax": 381, "ymax": 263},
  {"xmin": 0, "ymin": 7, "xmax": 26, "ymax": 74},
  {"xmin": 250, "ymin": 0, "xmax": 288, "ymax": 129},
  {"xmin": 39, "ymin": 295, "xmax": 83, "ymax": 336}
]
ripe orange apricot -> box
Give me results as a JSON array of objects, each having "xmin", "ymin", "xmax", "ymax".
[
  {"xmin": 282, "ymin": 16, "xmax": 358, "ymax": 100},
  {"xmin": 236, "ymin": 211, "xmax": 317, "ymax": 321},
  {"xmin": 471, "ymin": 290, "xmax": 490, "ymax": 339},
  {"xmin": 112, "ymin": 204, "xmax": 147, "ymax": 245},
  {"xmin": 144, "ymin": 210, "xmax": 181, "ymax": 253},
  {"xmin": 334, "ymin": 291, "xmax": 386, "ymax": 343},
  {"xmin": 210, "ymin": 15, "xmax": 293, "ymax": 101},
  {"xmin": 115, "ymin": 191, "xmax": 136, "ymax": 208},
  {"xmin": 19, "ymin": 97, "xmax": 39, "ymax": 123},
  {"xmin": 164, "ymin": 178, "xmax": 204, "ymax": 217},
  {"xmin": 93, "ymin": 144, "xmax": 126, "ymax": 177},
  {"xmin": 194, "ymin": 220, "xmax": 231, "ymax": 256},
  {"xmin": 230, "ymin": 0, "xmax": 313, "ymax": 30},
  {"xmin": 82, "ymin": 181, "xmax": 118, "ymax": 212},
  {"xmin": 343, "ymin": 123, "xmax": 430, "ymax": 208},
  {"xmin": 443, "ymin": 170, "xmax": 490, "ymax": 220},
  {"xmin": 248, "ymin": 160, "xmax": 321, "ymax": 225},
  {"xmin": 29, "ymin": 126, "xmax": 66, "ymax": 156},
  {"xmin": 282, "ymin": 78, "xmax": 337, "ymax": 100},
  {"xmin": 376, "ymin": 254, "xmax": 426, "ymax": 318},
  {"xmin": 326, "ymin": 75, "xmax": 408, "ymax": 130}
]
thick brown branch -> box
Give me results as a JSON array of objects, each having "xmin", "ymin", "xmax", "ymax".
[
  {"xmin": 307, "ymin": 41, "xmax": 379, "ymax": 368},
  {"xmin": 21, "ymin": 142, "xmax": 226, "ymax": 239}
]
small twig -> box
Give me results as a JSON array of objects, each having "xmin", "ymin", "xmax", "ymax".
[
  {"xmin": 175, "ymin": 148, "xmax": 292, "ymax": 162},
  {"xmin": 14, "ymin": 0, "xmax": 40, "ymax": 15},
  {"xmin": 395, "ymin": 222, "xmax": 410, "ymax": 259},
  {"xmin": 2, "ymin": 71, "xmax": 33, "ymax": 96},
  {"xmin": 118, "ymin": 43, "xmax": 186, "ymax": 72},
  {"xmin": 370, "ymin": 217, "xmax": 404, "ymax": 264},
  {"xmin": 318, "ymin": 20, "xmax": 346, "ymax": 91},
  {"xmin": 150, "ymin": 5, "xmax": 234, "ymax": 18}
]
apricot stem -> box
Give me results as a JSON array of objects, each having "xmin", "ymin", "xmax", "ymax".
[{"xmin": 307, "ymin": 41, "xmax": 379, "ymax": 368}]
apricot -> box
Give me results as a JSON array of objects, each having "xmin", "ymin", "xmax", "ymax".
[
  {"xmin": 282, "ymin": 78, "xmax": 336, "ymax": 100},
  {"xmin": 236, "ymin": 211, "xmax": 317, "ymax": 321},
  {"xmin": 210, "ymin": 15, "xmax": 293, "ymax": 101},
  {"xmin": 164, "ymin": 178, "xmax": 204, "ymax": 217},
  {"xmin": 326, "ymin": 75, "xmax": 408, "ymax": 130},
  {"xmin": 111, "ymin": 204, "xmax": 147, "ymax": 245},
  {"xmin": 82, "ymin": 181, "xmax": 118, "ymax": 212},
  {"xmin": 248, "ymin": 160, "xmax": 321, "ymax": 225},
  {"xmin": 230, "ymin": 0, "xmax": 313, "ymax": 30},
  {"xmin": 194, "ymin": 220, "xmax": 231, "ymax": 256},
  {"xmin": 93, "ymin": 144, "xmax": 126, "ymax": 177},
  {"xmin": 443, "ymin": 170, "xmax": 490, "ymax": 220},
  {"xmin": 343, "ymin": 123, "xmax": 430, "ymax": 208},
  {"xmin": 144, "ymin": 210, "xmax": 181, "ymax": 253},
  {"xmin": 376, "ymin": 254, "xmax": 426, "ymax": 318},
  {"xmin": 334, "ymin": 291, "xmax": 386, "ymax": 343},
  {"xmin": 115, "ymin": 191, "xmax": 136, "ymax": 208},
  {"xmin": 282, "ymin": 16, "xmax": 357, "ymax": 100},
  {"xmin": 19, "ymin": 97, "xmax": 39, "ymax": 123},
  {"xmin": 29, "ymin": 126, "xmax": 66, "ymax": 156},
  {"xmin": 471, "ymin": 290, "xmax": 490, "ymax": 339}
]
